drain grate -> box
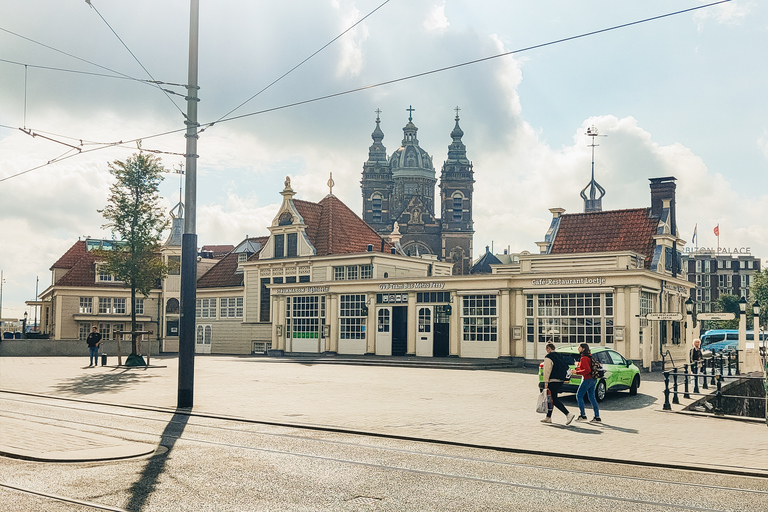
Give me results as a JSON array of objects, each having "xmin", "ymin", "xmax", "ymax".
[{"xmin": 346, "ymin": 496, "xmax": 383, "ymax": 504}]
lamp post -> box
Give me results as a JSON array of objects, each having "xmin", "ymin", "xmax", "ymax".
[
  {"xmin": 738, "ymin": 296, "xmax": 747, "ymax": 364},
  {"xmin": 685, "ymin": 297, "xmax": 695, "ymax": 362},
  {"xmin": 22, "ymin": 311, "xmax": 27, "ymax": 339}
]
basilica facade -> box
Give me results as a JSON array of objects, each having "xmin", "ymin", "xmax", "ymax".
[{"xmin": 360, "ymin": 108, "xmax": 474, "ymax": 275}]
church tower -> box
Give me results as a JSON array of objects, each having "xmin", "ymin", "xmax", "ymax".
[
  {"xmin": 361, "ymin": 110, "xmax": 394, "ymax": 233},
  {"xmin": 439, "ymin": 107, "xmax": 474, "ymax": 275}
]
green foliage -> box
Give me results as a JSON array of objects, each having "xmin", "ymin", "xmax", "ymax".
[
  {"xmin": 97, "ymin": 152, "xmax": 170, "ymax": 355},
  {"xmin": 750, "ymin": 268, "xmax": 768, "ymax": 329},
  {"xmin": 712, "ymin": 293, "xmax": 749, "ymax": 330}
]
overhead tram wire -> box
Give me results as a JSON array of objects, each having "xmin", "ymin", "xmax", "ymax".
[
  {"xmin": 207, "ymin": 0, "xmax": 732, "ymax": 129},
  {"xmin": 211, "ymin": 0, "xmax": 392, "ymax": 126},
  {"xmin": 85, "ymin": 0, "xmax": 186, "ymax": 118},
  {"xmin": 0, "ymin": 0, "xmax": 730, "ymax": 184}
]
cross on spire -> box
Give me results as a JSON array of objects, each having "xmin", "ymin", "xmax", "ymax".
[
  {"xmin": 454, "ymin": 105, "xmax": 461, "ymax": 120},
  {"xmin": 375, "ymin": 108, "xmax": 381, "ymax": 121},
  {"xmin": 406, "ymin": 105, "xmax": 415, "ymax": 122}
]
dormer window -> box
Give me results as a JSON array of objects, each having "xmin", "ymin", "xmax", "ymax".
[
  {"xmin": 238, "ymin": 253, "xmax": 248, "ymax": 263},
  {"xmin": 278, "ymin": 212, "xmax": 293, "ymax": 226}
]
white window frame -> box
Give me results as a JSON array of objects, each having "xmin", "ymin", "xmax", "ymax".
[
  {"xmin": 220, "ymin": 297, "xmax": 244, "ymax": 318},
  {"xmin": 196, "ymin": 298, "xmax": 217, "ymax": 318},
  {"xmin": 113, "ymin": 298, "xmax": 126, "ymax": 315},
  {"xmin": 98, "ymin": 297, "xmax": 112, "ymax": 314},
  {"xmin": 79, "ymin": 297, "xmax": 93, "ymax": 314},
  {"xmin": 134, "ymin": 298, "xmax": 144, "ymax": 315}
]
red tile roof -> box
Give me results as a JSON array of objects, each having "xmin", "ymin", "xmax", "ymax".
[
  {"xmin": 201, "ymin": 245, "xmax": 234, "ymax": 258},
  {"xmin": 197, "ymin": 252, "xmax": 242, "ymax": 288},
  {"xmin": 51, "ymin": 240, "xmax": 87, "ymax": 270},
  {"xmin": 294, "ymin": 195, "xmax": 392, "ymax": 256},
  {"xmin": 198, "ymin": 237, "xmax": 269, "ymax": 288},
  {"xmin": 549, "ymin": 208, "xmax": 658, "ymax": 266}
]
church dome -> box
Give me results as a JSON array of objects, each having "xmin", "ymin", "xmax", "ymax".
[{"xmin": 389, "ymin": 118, "xmax": 435, "ymax": 178}]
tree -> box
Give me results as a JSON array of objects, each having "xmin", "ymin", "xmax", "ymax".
[
  {"xmin": 712, "ymin": 293, "xmax": 750, "ymax": 330},
  {"xmin": 98, "ymin": 152, "xmax": 170, "ymax": 363},
  {"xmin": 750, "ymin": 268, "xmax": 768, "ymax": 329}
]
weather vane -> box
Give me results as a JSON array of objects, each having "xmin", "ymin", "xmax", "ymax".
[{"xmin": 328, "ymin": 172, "xmax": 335, "ymax": 195}]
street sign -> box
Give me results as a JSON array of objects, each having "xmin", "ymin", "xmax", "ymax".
[
  {"xmin": 696, "ymin": 312, "xmax": 736, "ymax": 321},
  {"xmin": 645, "ymin": 313, "xmax": 683, "ymax": 321}
]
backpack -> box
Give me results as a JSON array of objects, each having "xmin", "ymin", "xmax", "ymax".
[
  {"xmin": 590, "ymin": 355, "xmax": 604, "ymax": 379},
  {"xmin": 547, "ymin": 352, "xmax": 569, "ymax": 381}
]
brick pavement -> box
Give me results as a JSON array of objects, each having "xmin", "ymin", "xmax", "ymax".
[{"xmin": 1, "ymin": 356, "xmax": 767, "ymax": 474}]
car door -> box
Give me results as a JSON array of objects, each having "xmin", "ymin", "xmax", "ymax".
[
  {"xmin": 606, "ymin": 350, "xmax": 630, "ymax": 387},
  {"xmin": 595, "ymin": 350, "xmax": 615, "ymax": 387}
]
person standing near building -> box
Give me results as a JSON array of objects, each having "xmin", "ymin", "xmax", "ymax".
[
  {"xmin": 574, "ymin": 343, "xmax": 601, "ymax": 424},
  {"xmin": 86, "ymin": 326, "xmax": 102, "ymax": 367},
  {"xmin": 690, "ymin": 338, "xmax": 703, "ymax": 383},
  {"xmin": 541, "ymin": 342, "xmax": 576, "ymax": 425}
]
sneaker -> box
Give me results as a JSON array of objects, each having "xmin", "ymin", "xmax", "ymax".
[
  {"xmin": 590, "ymin": 417, "xmax": 602, "ymax": 424},
  {"xmin": 565, "ymin": 412, "xmax": 575, "ymax": 425},
  {"xmin": 575, "ymin": 415, "xmax": 588, "ymax": 422},
  {"xmin": 540, "ymin": 416, "xmax": 552, "ymax": 423}
]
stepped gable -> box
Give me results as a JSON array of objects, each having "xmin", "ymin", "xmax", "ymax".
[
  {"xmin": 549, "ymin": 207, "xmax": 657, "ymax": 267},
  {"xmin": 50, "ymin": 240, "xmax": 87, "ymax": 270},
  {"xmin": 294, "ymin": 195, "xmax": 392, "ymax": 256}
]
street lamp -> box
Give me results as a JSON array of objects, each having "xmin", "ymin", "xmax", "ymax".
[
  {"xmin": 685, "ymin": 297, "xmax": 694, "ymax": 316},
  {"xmin": 22, "ymin": 311, "xmax": 28, "ymax": 338},
  {"xmin": 739, "ymin": 296, "xmax": 747, "ymax": 316},
  {"xmin": 753, "ymin": 300, "xmax": 760, "ymax": 318}
]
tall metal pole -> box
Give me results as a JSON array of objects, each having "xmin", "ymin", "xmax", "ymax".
[{"xmin": 178, "ymin": 0, "xmax": 199, "ymax": 408}]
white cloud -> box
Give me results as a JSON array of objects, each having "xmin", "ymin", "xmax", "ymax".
[{"xmin": 424, "ymin": 2, "xmax": 450, "ymax": 32}]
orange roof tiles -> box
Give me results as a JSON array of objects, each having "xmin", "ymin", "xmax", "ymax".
[{"xmin": 549, "ymin": 208, "xmax": 658, "ymax": 265}]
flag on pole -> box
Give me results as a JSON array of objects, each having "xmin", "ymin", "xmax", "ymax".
[
  {"xmin": 692, "ymin": 224, "xmax": 697, "ymax": 245},
  {"xmin": 714, "ymin": 225, "xmax": 720, "ymax": 236}
]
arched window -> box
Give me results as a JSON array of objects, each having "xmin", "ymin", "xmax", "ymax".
[
  {"xmin": 452, "ymin": 193, "xmax": 464, "ymax": 221},
  {"xmin": 371, "ymin": 193, "xmax": 382, "ymax": 223},
  {"xmin": 278, "ymin": 212, "xmax": 293, "ymax": 226},
  {"xmin": 166, "ymin": 298, "xmax": 180, "ymax": 314}
]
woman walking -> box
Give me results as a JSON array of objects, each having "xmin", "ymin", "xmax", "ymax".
[
  {"xmin": 541, "ymin": 342, "xmax": 576, "ymax": 425},
  {"xmin": 573, "ymin": 343, "xmax": 601, "ymax": 424}
]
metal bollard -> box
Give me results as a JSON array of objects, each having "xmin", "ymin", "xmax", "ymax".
[
  {"xmin": 702, "ymin": 359, "xmax": 709, "ymax": 390},
  {"xmin": 734, "ymin": 350, "xmax": 740, "ymax": 375},
  {"xmin": 710, "ymin": 358, "xmax": 717, "ymax": 386},
  {"xmin": 672, "ymin": 367, "xmax": 680, "ymax": 404},
  {"xmin": 663, "ymin": 371, "xmax": 671, "ymax": 410},
  {"xmin": 683, "ymin": 363, "xmax": 690, "ymax": 399},
  {"xmin": 714, "ymin": 375, "xmax": 724, "ymax": 416}
]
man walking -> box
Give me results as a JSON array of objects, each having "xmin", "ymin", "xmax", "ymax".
[{"xmin": 86, "ymin": 326, "xmax": 102, "ymax": 367}]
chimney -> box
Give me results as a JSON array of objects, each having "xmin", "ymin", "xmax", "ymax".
[{"xmin": 649, "ymin": 177, "xmax": 676, "ymax": 220}]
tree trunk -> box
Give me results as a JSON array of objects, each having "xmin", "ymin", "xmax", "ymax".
[{"xmin": 131, "ymin": 277, "xmax": 137, "ymax": 355}]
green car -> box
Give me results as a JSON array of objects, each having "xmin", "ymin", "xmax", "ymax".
[{"xmin": 538, "ymin": 346, "xmax": 641, "ymax": 402}]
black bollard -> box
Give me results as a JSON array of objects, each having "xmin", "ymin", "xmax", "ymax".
[
  {"xmin": 710, "ymin": 357, "xmax": 717, "ymax": 386},
  {"xmin": 672, "ymin": 367, "xmax": 680, "ymax": 405},
  {"xmin": 702, "ymin": 359, "xmax": 708, "ymax": 390},
  {"xmin": 663, "ymin": 371, "xmax": 671, "ymax": 410},
  {"xmin": 683, "ymin": 363, "xmax": 690, "ymax": 399},
  {"xmin": 714, "ymin": 375, "xmax": 724, "ymax": 416},
  {"xmin": 734, "ymin": 350, "xmax": 740, "ymax": 375}
]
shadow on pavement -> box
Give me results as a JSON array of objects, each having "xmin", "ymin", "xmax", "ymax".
[
  {"xmin": 125, "ymin": 410, "xmax": 189, "ymax": 512},
  {"xmin": 559, "ymin": 392, "xmax": 657, "ymax": 411},
  {"xmin": 49, "ymin": 368, "xmax": 161, "ymax": 396}
]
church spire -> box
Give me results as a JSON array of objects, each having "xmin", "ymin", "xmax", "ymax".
[
  {"xmin": 580, "ymin": 125, "xmax": 606, "ymax": 213},
  {"xmin": 367, "ymin": 109, "xmax": 387, "ymax": 164},
  {"xmin": 445, "ymin": 106, "xmax": 469, "ymax": 164}
]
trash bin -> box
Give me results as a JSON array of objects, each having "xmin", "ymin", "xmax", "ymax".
[{"xmin": 101, "ymin": 354, "xmax": 107, "ymax": 366}]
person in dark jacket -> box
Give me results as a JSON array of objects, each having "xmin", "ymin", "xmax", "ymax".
[
  {"xmin": 541, "ymin": 342, "xmax": 575, "ymax": 425},
  {"xmin": 86, "ymin": 327, "xmax": 102, "ymax": 367}
]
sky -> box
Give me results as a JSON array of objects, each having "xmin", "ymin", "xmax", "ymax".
[{"xmin": 1, "ymin": 0, "xmax": 766, "ymax": 321}]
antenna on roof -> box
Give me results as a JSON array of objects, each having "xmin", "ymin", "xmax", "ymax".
[{"xmin": 580, "ymin": 125, "xmax": 606, "ymax": 213}]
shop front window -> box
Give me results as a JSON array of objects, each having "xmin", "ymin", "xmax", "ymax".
[
  {"xmin": 462, "ymin": 295, "xmax": 497, "ymax": 342},
  {"xmin": 526, "ymin": 292, "xmax": 613, "ymax": 344},
  {"xmin": 340, "ymin": 294, "xmax": 366, "ymax": 339}
]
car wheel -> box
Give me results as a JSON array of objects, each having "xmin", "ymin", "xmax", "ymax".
[
  {"xmin": 629, "ymin": 375, "xmax": 640, "ymax": 396},
  {"xmin": 595, "ymin": 379, "xmax": 607, "ymax": 402}
]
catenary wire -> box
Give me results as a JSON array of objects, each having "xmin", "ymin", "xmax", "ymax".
[
  {"xmin": 85, "ymin": 0, "xmax": 186, "ymax": 118},
  {"xmin": 0, "ymin": 0, "xmax": 730, "ymax": 183},
  {"xmin": 213, "ymin": 0, "xmax": 392, "ymax": 124}
]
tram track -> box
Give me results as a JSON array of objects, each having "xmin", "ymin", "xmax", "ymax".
[
  {"xmin": 1, "ymin": 390, "xmax": 767, "ymax": 511},
  {"xmin": 2, "ymin": 389, "xmax": 768, "ymax": 480},
  {"xmin": 0, "ymin": 482, "xmax": 129, "ymax": 511}
]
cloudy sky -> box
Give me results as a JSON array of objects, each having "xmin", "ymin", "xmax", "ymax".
[{"xmin": 1, "ymin": 0, "xmax": 765, "ymax": 321}]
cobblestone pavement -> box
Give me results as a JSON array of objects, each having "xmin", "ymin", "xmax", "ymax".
[{"xmin": 1, "ymin": 355, "xmax": 766, "ymax": 475}]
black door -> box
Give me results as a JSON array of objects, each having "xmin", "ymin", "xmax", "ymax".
[
  {"xmin": 433, "ymin": 323, "xmax": 449, "ymax": 357},
  {"xmin": 392, "ymin": 306, "xmax": 408, "ymax": 356}
]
